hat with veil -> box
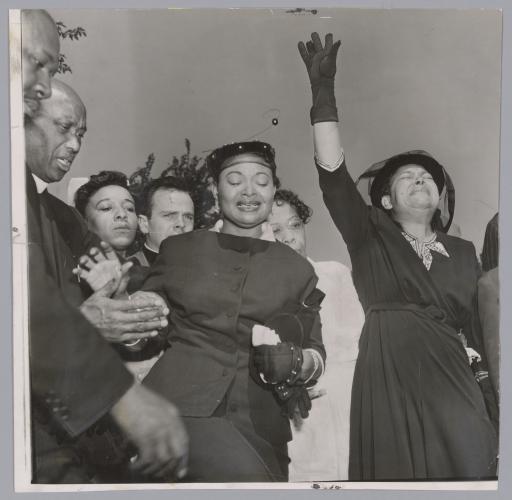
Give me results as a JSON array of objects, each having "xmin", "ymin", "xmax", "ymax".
[{"xmin": 355, "ymin": 149, "xmax": 456, "ymax": 233}]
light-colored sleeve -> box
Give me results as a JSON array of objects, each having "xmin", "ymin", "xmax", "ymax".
[{"xmin": 313, "ymin": 121, "xmax": 345, "ymax": 172}]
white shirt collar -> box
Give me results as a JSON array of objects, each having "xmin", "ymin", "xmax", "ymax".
[
  {"xmin": 32, "ymin": 174, "xmax": 48, "ymax": 194},
  {"xmin": 144, "ymin": 241, "xmax": 159, "ymax": 254},
  {"xmin": 210, "ymin": 219, "xmax": 276, "ymax": 242}
]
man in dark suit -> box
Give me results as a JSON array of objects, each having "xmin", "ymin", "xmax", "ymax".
[{"xmin": 21, "ymin": 10, "xmax": 188, "ymax": 483}]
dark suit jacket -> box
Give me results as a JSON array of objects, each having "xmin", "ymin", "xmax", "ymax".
[
  {"xmin": 26, "ymin": 171, "xmax": 133, "ymax": 438},
  {"xmin": 142, "ymin": 229, "xmax": 324, "ymax": 445}
]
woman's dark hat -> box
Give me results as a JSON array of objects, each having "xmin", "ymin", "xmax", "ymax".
[
  {"xmin": 356, "ymin": 150, "xmax": 455, "ymax": 233},
  {"xmin": 366, "ymin": 150, "xmax": 445, "ymax": 207},
  {"xmin": 206, "ymin": 141, "xmax": 277, "ymax": 180}
]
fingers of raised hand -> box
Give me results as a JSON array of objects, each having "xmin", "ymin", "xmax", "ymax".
[
  {"xmin": 332, "ymin": 39, "xmax": 341, "ymax": 58},
  {"xmin": 311, "ymin": 32, "xmax": 323, "ymax": 51},
  {"xmin": 88, "ymin": 246, "xmax": 106, "ymax": 262},
  {"xmin": 306, "ymin": 40, "xmax": 316, "ymax": 57},
  {"xmin": 78, "ymin": 255, "xmax": 95, "ymax": 270},
  {"xmin": 298, "ymin": 41, "xmax": 310, "ymax": 65},
  {"xmin": 324, "ymin": 33, "xmax": 333, "ymax": 51},
  {"xmin": 120, "ymin": 261, "xmax": 134, "ymax": 275},
  {"xmin": 99, "ymin": 240, "xmax": 119, "ymax": 261}
]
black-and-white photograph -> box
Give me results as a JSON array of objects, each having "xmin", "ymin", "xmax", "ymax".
[{"xmin": 9, "ymin": 6, "xmax": 501, "ymax": 490}]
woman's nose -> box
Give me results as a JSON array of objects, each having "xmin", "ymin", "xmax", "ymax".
[
  {"xmin": 114, "ymin": 208, "xmax": 128, "ymax": 220},
  {"xmin": 242, "ymin": 182, "xmax": 255, "ymax": 196},
  {"xmin": 282, "ymin": 229, "xmax": 295, "ymax": 244}
]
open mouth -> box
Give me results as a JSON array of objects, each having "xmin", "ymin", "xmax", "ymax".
[
  {"xmin": 236, "ymin": 201, "xmax": 261, "ymax": 212},
  {"xmin": 411, "ymin": 186, "xmax": 429, "ymax": 194},
  {"xmin": 56, "ymin": 158, "xmax": 73, "ymax": 172}
]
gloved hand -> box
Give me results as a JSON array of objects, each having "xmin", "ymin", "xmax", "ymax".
[
  {"xmin": 252, "ymin": 341, "xmax": 303, "ymax": 384},
  {"xmin": 275, "ymin": 382, "xmax": 312, "ymax": 419},
  {"xmin": 298, "ymin": 32, "xmax": 341, "ymax": 124}
]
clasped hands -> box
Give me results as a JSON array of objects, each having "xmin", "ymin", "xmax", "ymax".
[{"xmin": 76, "ymin": 241, "xmax": 168, "ymax": 344}]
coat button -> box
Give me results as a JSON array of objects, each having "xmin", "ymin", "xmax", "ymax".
[
  {"xmin": 226, "ymin": 310, "xmax": 236, "ymax": 318},
  {"xmin": 233, "ymin": 265, "xmax": 244, "ymax": 272},
  {"xmin": 230, "ymin": 284, "xmax": 240, "ymax": 292}
]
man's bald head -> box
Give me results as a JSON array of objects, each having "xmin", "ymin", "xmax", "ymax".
[
  {"xmin": 21, "ymin": 10, "xmax": 60, "ymax": 117},
  {"xmin": 26, "ymin": 79, "xmax": 87, "ymax": 184},
  {"xmin": 46, "ymin": 79, "xmax": 87, "ymax": 119}
]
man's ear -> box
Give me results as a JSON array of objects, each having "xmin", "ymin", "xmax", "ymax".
[
  {"xmin": 381, "ymin": 194, "xmax": 393, "ymax": 210},
  {"xmin": 138, "ymin": 214, "xmax": 149, "ymax": 235}
]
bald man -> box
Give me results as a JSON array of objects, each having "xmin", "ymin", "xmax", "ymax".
[
  {"xmin": 24, "ymin": 76, "xmax": 188, "ymax": 482},
  {"xmin": 21, "ymin": 10, "xmax": 59, "ymax": 117}
]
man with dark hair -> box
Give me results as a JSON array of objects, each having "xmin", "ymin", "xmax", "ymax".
[
  {"xmin": 21, "ymin": 11, "xmax": 188, "ymax": 483},
  {"xmin": 132, "ymin": 176, "xmax": 195, "ymax": 266}
]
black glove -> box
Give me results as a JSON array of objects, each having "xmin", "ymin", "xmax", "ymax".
[
  {"xmin": 252, "ymin": 341, "xmax": 303, "ymax": 384},
  {"xmin": 275, "ymin": 382, "xmax": 313, "ymax": 419},
  {"xmin": 298, "ymin": 32, "xmax": 341, "ymax": 124}
]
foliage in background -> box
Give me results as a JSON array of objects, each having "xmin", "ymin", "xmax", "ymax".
[
  {"xmin": 129, "ymin": 140, "xmax": 220, "ymax": 230},
  {"xmin": 55, "ymin": 21, "xmax": 87, "ymax": 74}
]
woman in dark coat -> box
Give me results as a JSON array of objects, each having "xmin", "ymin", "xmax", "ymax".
[
  {"xmin": 78, "ymin": 141, "xmax": 326, "ymax": 482},
  {"xmin": 298, "ymin": 32, "xmax": 498, "ymax": 480}
]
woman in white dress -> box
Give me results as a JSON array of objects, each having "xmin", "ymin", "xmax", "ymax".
[{"xmin": 268, "ymin": 189, "xmax": 364, "ymax": 481}]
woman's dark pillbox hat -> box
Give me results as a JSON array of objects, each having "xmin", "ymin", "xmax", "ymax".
[{"xmin": 206, "ymin": 141, "xmax": 277, "ymax": 180}]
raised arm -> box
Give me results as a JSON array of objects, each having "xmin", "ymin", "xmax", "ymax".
[{"xmin": 298, "ymin": 33, "xmax": 371, "ymax": 251}]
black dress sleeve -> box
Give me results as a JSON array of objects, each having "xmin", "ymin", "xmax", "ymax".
[{"xmin": 316, "ymin": 159, "xmax": 372, "ymax": 251}]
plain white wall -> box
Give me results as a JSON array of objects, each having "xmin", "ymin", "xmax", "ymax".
[{"xmin": 47, "ymin": 8, "xmax": 501, "ymax": 266}]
